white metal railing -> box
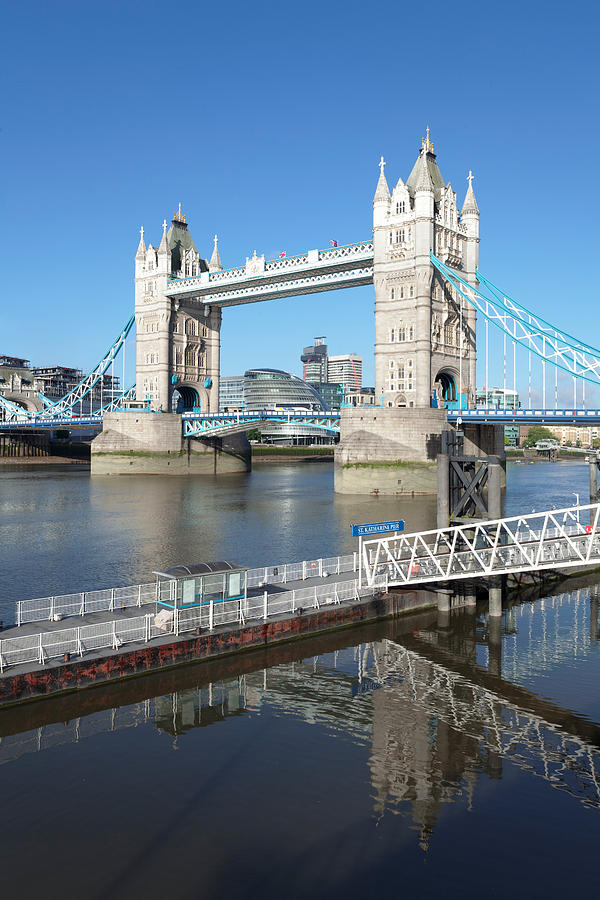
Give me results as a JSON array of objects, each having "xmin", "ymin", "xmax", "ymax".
[
  {"xmin": 0, "ymin": 576, "xmax": 386, "ymax": 673},
  {"xmin": 15, "ymin": 554, "xmax": 359, "ymax": 626},
  {"xmin": 16, "ymin": 582, "xmax": 158, "ymax": 626},
  {"xmin": 361, "ymin": 503, "xmax": 600, "ymax": 589}
]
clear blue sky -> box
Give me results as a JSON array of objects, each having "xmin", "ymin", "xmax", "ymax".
[{"xmin": 2, "ymin": 0, "xmax": 598, "ymax": 400}]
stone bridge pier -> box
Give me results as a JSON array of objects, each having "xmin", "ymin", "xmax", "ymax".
[{"xmin": 91, "ymin": 412, "xmax": 250, "ymax": 475}]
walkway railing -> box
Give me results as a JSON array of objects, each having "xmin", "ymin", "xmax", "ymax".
[
  {"xmin": 15, "ymin": 553, "xmax": 358, "ymax": 626},
  {"xmin": 0, "ymin": 576, "xmax": 385, "ymax": 673}
]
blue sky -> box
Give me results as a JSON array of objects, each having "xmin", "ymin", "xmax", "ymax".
[{"xmin": 1, "ymin": 0, "xmax": 598, "ymax": 400}]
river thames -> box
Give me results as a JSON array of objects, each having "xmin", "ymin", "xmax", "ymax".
[{"xmin": 0, "ymin": 459, "xmax": 599, "ymax": 898}]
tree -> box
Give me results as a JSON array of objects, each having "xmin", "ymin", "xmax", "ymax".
[
  {"xmin": 522, "ymin": 426, "xmax": 557, "ymax": 448},
  {"xmin": 246, "ymin": 429, "xmax": 262, "ymax": 442}
]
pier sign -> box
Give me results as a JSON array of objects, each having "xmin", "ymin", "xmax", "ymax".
[{"xmin": 350, "ymin": 519, "xmax": 404, "ymax": 538}]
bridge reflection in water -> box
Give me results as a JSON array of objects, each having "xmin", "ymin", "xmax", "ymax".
[{"xmin": 1, "ymin": 584, "xmax": 599, "ymax": 838}]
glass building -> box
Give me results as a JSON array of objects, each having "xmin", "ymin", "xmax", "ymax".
[
  {"xmin": 244, "ymin": 369, "xmax": 334, "ymax": 445},
  {"xmin": 301, "ymin": 337, "xmax": 328, "ymax": 382},
  {"xmin": 307, "ymin": 381, "xmax": 345, "ymax": 410},
  {"xmin": 244, "ymin": 369, "xmax": 326, "ymax": 411},
  {"xmin": 219, "ymin": 376, "xmax": 245, "ymax": 412},
  {"xmin": 475, "ymin": 387, "xmax": 520, "ymax": 409}
]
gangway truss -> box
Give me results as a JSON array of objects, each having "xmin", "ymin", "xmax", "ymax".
[{"xmin": 361, "ymin": 503, "xmax": 600, "ymax": 589}]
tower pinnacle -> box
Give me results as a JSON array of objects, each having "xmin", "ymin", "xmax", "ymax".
[
  {"xmin": 209, "ymin": 234, "xmax": 223, "ymax": 272},
  {"xmin": 461, "ymin": 170, "xmax": 479, "ymax": 215},
  {"xmin": 374, "ymin": 155, "xmax": 390, "ymax": 202},
  {"xmin": 136, "ymin": 226, "xmax": 146, "ymax": 258},
  {"xmin": 158, "ymin": 217, "xmax": 169, "ymax": 254}
]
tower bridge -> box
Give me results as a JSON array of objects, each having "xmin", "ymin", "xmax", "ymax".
[{"xmin": 2, "ymin": 130, "xmax": 599, "ymax": 488}]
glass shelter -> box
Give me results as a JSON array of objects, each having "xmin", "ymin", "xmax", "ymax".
[{"xmin": 154, "ymin": 562, "xmax": 248, "ymax": 610}]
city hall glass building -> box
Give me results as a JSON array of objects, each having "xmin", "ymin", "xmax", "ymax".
[{"xmin": 243, "ymin": 368, "xmax": 326, "ymax": 411}]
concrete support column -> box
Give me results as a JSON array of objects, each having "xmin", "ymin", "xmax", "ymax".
[
  {"xmin": 437, "ymin": 589, "xmax": 451, "ymax": 613},
  {"xmin": 488, "ymin": 575, "xmax": 503, "ymax": 618},
  {"xmin": 437, "ymin": 453, "xmax": 450, "ymax": 528},
  {"xmin": 488, "ymin": 456, "xmax": 502, "ymax": 520}
]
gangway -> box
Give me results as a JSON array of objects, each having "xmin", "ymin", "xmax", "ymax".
[{"xmin": 361, "ymin": 503, "xmax": 600, "ymax": 589}]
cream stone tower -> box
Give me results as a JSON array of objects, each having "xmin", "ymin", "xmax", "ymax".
[
  {"xmin": 373, "ymin": 131, "xmax": 478, "ymax": 410},
  {"xmin": 134, "ymin": 206, "xmax": 223, "ymax": 413}
]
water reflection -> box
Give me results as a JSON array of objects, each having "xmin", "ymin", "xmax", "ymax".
[{"xmin": 2, "ymin": 581, "xmax": 600, "ymax": 834}]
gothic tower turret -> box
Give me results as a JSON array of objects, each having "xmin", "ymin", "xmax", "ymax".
[
  {"xmin": 372, "ymin": 131, "xmax": 477, "ymax": 410},
  {"xmin": 134, "ymin": 207, "xmax": 221, "ymax": 413}
]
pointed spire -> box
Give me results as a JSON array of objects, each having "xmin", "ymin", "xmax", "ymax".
[
  {"xmin": 136, "ymin": 226, "xmax": 146, "ymax": 259},
  {"xmin": 209, "ymin": 234, "xmax": 223, "ymax": 271},
  {"xmin": 461, "ymin": 170, "xmax": 479, "ymax": 215},
  {"xmin": 374, "ymin": 155, "xmax": 391, "ymax": 202},
  {"xmin": 415, "ymin": 149, "xmax": 433, "ymax": 192},
  {"xmin": 158, "ymin": 218, "xmax": 169, "ymax": 254}
]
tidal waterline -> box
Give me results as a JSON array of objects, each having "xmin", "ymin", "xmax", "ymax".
[{"xmin": 0, "ymin": 459, "xmax": 598, "ymax": 898}]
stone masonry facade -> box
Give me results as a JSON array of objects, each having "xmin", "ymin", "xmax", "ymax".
[
  {"xmin": 135, "ymin": 207, "xmax": 223, "ymax": 413},
  {"xmin": 373, "ymin": 131, "xmax": 479, "ymax": 409}
]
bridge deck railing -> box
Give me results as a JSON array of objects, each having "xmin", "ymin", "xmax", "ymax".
[
  {"xmin": 0, "ymin": 575, "xmax": 385, "ymax": 673},
  {"xmin": 14, "ymin": 553, "xmax": 359, "ymax": 626}
]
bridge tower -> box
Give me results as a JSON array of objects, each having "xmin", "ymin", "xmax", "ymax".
[
  {"xmin": 336, "ymin": 132, "xmax": 492, "ymax": 494},
  {"xmin": 373, "ymin": 130, "xmax": 478, "ymax": 409},
  {"xmin": 134, "ymin": 206, "xmax": 222, "ymax": 413}
]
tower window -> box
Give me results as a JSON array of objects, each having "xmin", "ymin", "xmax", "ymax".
[{"xmin": 395, "ymin": 201, "xmax": 405, "ymax": 214}]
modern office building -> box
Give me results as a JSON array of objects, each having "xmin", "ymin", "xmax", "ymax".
[
  {"xmin": 475, "ymin": 387, "xmax": 521, "ymax": 446},
  {"xmin": 327, "ymin": 354, "xmax": 363, "ymax": 393},
  {"xmin": 475, "ymin": 387, "xmax": 520, "ymax": 409},
  {"xmin": 301, "ymin": 337, "xmax": 328, "ymax": 382},
  {"xmin": 219, "ymin": 376, "xmax": 245, "ymax": 412},
  {"xmin": 307, "ymin": 381, "xmax": 345, "ymax": 410}
]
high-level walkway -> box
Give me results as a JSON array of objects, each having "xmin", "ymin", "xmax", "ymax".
[{"xmin": 165, "ymin": 241, "xmax": 374, "ymax": 307}]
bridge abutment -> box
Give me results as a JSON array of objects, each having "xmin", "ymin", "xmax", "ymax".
[{"xmin": 91, "ymin": 411, "xmax": 250, "ymax": 475}]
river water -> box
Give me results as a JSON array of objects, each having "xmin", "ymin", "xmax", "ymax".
[{"xmin": 0, "ymin": 459, "xmax": 599, "ymax": 898}]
